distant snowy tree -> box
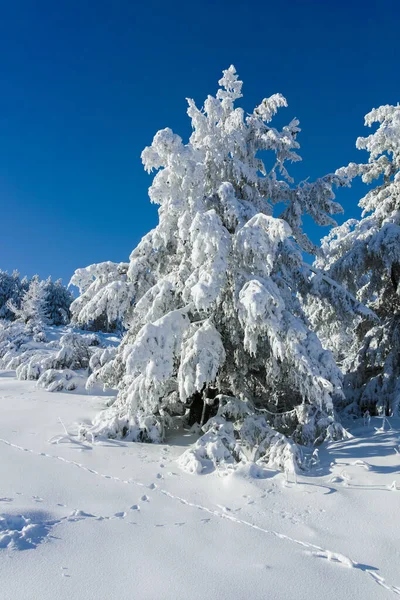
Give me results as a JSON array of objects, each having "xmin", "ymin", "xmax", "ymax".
[
  {"xmin": 0, "ymin": 271, "xmax": 72, "ymax": 326},
  {"xmin": 0, "ymin": 271, "xmax": 27, "ymax": 320},
  {"xmin": 8, "ymin": 275, "xmax": 49, "ymax": 331},
  {"xmin": 69, "ymin": 262, "xmax": 131, "ymax": 332},
  {"xmin": 316, "ymin": 104, "xmax": 400, "ymax": 416},
  {"xmin": 44, "ymin": 277, "xmax": 73, "ymax": 325},
  {"xmin": 78, "ymin": 66, "xmax": 362, "ymax": 465}
]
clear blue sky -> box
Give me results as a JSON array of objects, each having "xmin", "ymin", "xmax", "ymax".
[{"xmin": 1, "ymin": 0, "xmax": 399, "ymax": 284}]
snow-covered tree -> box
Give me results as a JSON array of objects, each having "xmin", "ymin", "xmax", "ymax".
[
  {"xmin": 78, "ymin": 66, "xmax": 362, "ymax": 465},
  {"xmin": 0, "ymin": 271, "xmax": 72, "ymax": 326},
  {"xmin": 69, "ymin": 262, "xmax": 131, "ymax": 332},
  {"xmin": 44, "ymin": 278, "xmax": 74, "ymax": 325},
  {"xmin": 316, "ymin": 104, "xmax": 400, "ymax": 416},
  {"xmin": 8, "ymin": 275, "xmax": 49, "ymax": 331},
  {"xmin": 0, "ymin": 270, "xmax": 27, "ymax": 320}
]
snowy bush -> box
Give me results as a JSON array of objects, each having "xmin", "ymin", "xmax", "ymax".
[
  {"xmin": 52, "ymin": 332, "xmax": 99, "ymax": 370},
  {"xmin": 179, "ymin": 396, "xmax": 302, "ymax": 475},
  {"xmin": 69, "ymin": 262, "xmax": 131, "ymax": 332},
  {"xmin": 0, "ymin": 315, "xmax": 118, "ymax": 395},
  {"xmin": 37, "ymin": 368, "xmax": 85, "ymax": 392},
  {"xmin": 86, "ymin": 346, "xmax": 118, "ymax": 390}
]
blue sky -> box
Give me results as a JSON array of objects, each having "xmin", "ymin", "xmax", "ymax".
[{"xmin": 0, "ymin": 0, "xmax": 399, "ymax": 284}]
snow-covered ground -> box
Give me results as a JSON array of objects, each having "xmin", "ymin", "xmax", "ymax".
[{"xmin": 1, "ymin": 371, "xmax": 400, "ymax": 600}]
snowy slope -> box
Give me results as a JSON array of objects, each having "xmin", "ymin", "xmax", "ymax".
[{"xmin": 0, "ymin": 371, "xmax": 399, "ymax": 600}]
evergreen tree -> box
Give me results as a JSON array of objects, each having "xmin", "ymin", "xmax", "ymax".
[
  {"xmin": 70, "ymin": 261, "xmax": 130, "ymax": 332},
  {"xmin": 316, "ymin": 104, "xmax": 400, "ymax": 416},
  {"xmin": 8, "ymin": 275, "xmax": 49, "ymax": 330},
  {"xmin": 44, "ymin": 277, "xmax": 73, "ymax": 325},
  {"xmin": 0, "ymin": 270, "xmax": 27, "ymax": 320},
  {"xmin": 77, "ymin": 67, "xmax": 362, "ymax": 462}
]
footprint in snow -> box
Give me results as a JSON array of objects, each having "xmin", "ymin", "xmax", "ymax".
[
  {"xmin": 0, "ymin": 513, "xmax": 54, "ymax": 550},
  {"xmin": 130, "ymin": 504, "xmax": 140, "ymax": 511},
  {"xmin": 0, "ymin": 498, "xmax": 13, "ymax": 503},
  {"xmin": 175, "ymin": 522, "xmax": 185, "ymax": 526},
  {"xmin": 156, "ymin": 473, "xmax": 163, "ymax": 479},
  {"xmin": 68, "ymin": 510, "xmax": 96, "ymax": 521},
  {"xmin": 141, "ymin": 495, "xmax": 150, "ymax": 502},
  {"xmin": 148, "ymin": 483, "xmax": 157, "ymax": 490},
  {"xmin": 32, "ymin": 496, "xmax": 44, "ymax": 503},
  {"xmin": 113, "ymin": 512, "xmax": 127, "ymax": 519}
]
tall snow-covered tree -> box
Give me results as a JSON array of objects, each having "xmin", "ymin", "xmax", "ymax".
[
  {"xmin": 78, "ymin": 66, "xmax": 362, "ymax": 464},
  {"xmin": 316, "ymin": 104, "xmax": 400, "ymax": 416}
]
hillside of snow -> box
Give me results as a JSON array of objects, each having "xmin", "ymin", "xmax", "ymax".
[{"xmin": 1, "ymin": 371, "xmax": 400, "ymax": 600}]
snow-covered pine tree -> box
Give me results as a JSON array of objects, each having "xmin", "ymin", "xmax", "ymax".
[
  {"xmin": 315, "ymin": 104, "xmax": 400, "ymax": 417},
  {"xmin": 44, "ymin": 277, "xmax": 73, "ymax": 325},
  {"xmin": 0, "ymin": 270, "xmax": 26, "ymax": 320},
  {"xmin": 69, "ymin": 261, "xmax": 131, "ymax": 332},
  {"xmin": 8, "ymin": 275, "xmax": 49, "ymax": 331},
  {"xmin": 79, "ymin": 66, "xmax": 362, "ymax": 466}
]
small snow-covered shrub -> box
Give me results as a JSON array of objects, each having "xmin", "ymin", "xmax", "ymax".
[
  {"xmin": 0, "ymin": 321, "xmax": 29, "ymax": 362},
  {"xmin": 52, "ymin": 332, "xmax": 99, "ymax": 370},
  {"xmin": 37, "ymin": 369, "xmax": 84, "ymax": 392},
  {"xmin": 86, "ymin": 346, "xmax": 118, "ymax": 390},
  {"xmin": 69, "ymin": 262, "xmax": 131, "ymax": 332},
  {"xmin": 0, "ymin": 319, "xmax": 119, "ymax": 394},
  {"xmin": 178, "ymin": 418, "xmax": 240, "ymax": 474},
  {"xmin": 80, "ymin": 410, "xmax": 162, "ymax": 443},
  {"xmin": 179, "ymin": 395, "xmax": 303, "ymax": 474}
]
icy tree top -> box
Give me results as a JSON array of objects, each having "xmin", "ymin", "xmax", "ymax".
[
  {"xmin": 317, "ymin": 104, "xmax": 400, "ymax": 302},
  {"xmin": 141, "ymin": 65, "xmax": 343, "ymax": 254}
]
